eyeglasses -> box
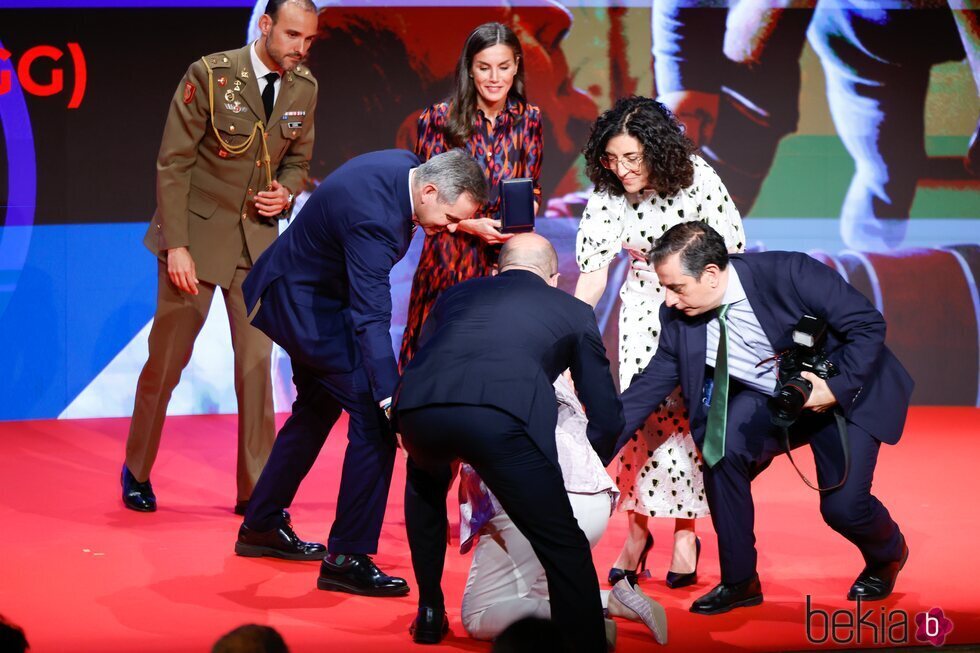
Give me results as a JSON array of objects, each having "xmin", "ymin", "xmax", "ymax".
[{"xmin": 599, "ymin": 153, "xmax": 644, "ymax": 173}]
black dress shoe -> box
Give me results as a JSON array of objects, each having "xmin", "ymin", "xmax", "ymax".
[
  {"xmin": 409, "ymin": 606, "xmax": 449, "ymax": 644},
  {"xmin": 234, "ymin": 521, "xmax": 325, "ymax": 561},
  {"xmin": 690, "ymin": 575, "xmax": 763, "ymax": 615},
  {"xmin": 317, "ymin": 553, "xmax": 410, "ymax": 597},
  {"xmin": 848, "ymin": 538, "xmax": 909, "ymax": 601},
  {"xmin": 121, "ymin": 464, "xmax": 156, "ymax": 512}
]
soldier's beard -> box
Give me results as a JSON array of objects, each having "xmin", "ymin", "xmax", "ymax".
[{"xmin": 265, "ymin": 35, "xmax": 303, "ymax": 72}]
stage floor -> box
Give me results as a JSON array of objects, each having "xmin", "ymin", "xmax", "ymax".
[{"xmin": 1, "ymin": 407, "xmax": 978, "ymax": 652}]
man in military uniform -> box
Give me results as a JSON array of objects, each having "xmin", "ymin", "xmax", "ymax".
[{"xmin": 121, "ymin": 0, "xmax": 319, "ymax": 514}]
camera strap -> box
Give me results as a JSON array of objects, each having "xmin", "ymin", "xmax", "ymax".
[{"xmin": 780, "ymin": 408, "xmax": 850, "ymax": 492}]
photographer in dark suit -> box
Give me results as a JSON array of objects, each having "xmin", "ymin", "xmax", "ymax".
[
  {"xmin": 603, "ymin": 221, "xmax": 913, "ymax": 615},
  {"xmin": 394, "ymin": 234, "xmax": 624, "ymax": 652},
  {"xmin": 237, "ymin": 148, "xmax": 487, "ymax": 596}
]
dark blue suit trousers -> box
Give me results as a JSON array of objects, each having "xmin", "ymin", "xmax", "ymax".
[{"xmin": 703, "ymin": 382, "xmax": 904, "ymax": 584}]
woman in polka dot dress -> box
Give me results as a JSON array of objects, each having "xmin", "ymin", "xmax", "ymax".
[{"xmin": 574, "ymin": 96, "xmax": 745, "ymax": 588}]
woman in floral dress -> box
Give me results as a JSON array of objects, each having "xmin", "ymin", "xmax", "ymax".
[{"xmin": 399, "ymin": 22, "xmax": 543, "ymax": 369}]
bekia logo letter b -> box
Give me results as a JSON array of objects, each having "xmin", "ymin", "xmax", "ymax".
[{"xmin": 915, "ymin": 608, "xmax": 954, "ymax": 647}]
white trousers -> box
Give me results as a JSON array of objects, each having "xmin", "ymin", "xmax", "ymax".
[{"xmin": 460, "ymin": 491, "xmax": 614, "ymax": 640}]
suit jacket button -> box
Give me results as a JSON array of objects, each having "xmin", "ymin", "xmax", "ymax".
[
  {"xmin": 291, "ymin": 130, "xmax": 297, "ymax": 137},
  {"xmin": 229, "ymin": 124, "xmax": 236, "ymax": 132},
  {"xmin": 256, "ymin": 160, "xmax": 262, "ymax": 167}
]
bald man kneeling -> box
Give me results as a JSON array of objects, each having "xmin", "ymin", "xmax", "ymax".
[{"xmin": 393, "ymin": 234, "xmax": 625, "ymax": 652}]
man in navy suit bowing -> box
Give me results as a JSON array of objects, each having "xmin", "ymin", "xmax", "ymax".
[
  {"xmin": 394, "ymin": 234, "xmax": 624, "ymax": 651},
  {"xmin": 604, "ymin": 221, "xmax": 913, "ymax": 615},
  {"xmin": 236, "ymin": 148, "xmax": 487, "ymax": 597}
]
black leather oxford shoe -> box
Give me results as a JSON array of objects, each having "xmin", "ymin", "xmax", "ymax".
[
  {"xmin": 317, "ymin": 553, "xmax": 410, "ymax": 597},
  {"xmin": 409, "ymin": 606, "xmax": 449, "ymax": 644},
  {"xmin": 121, "ymin": 464, "xmax": 156, "ymax": 512},
  {"xmin": 234, "ymin": 522, "xmax": 325, "ymax": 561},
  {"xmin": 848, "ymin": 537, "xmax": 909, "ymax": 601},
  {"xmin": 690, "ymin": 575, "xmax": 763, "ymax": 615}
]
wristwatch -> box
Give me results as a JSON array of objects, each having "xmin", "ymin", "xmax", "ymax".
[{"xmin": 280, "ymin": 190, "xmax": 295, "ymax": 219}]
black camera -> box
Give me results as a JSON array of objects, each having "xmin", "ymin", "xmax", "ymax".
[{"xmin": 768, "ymin": 315, "xmax": 840, "ymax": 427}]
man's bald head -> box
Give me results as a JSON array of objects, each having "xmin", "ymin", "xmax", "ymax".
[{"xmin": 498, "ymin": 233, "xmax": 559, "ymax": 282}]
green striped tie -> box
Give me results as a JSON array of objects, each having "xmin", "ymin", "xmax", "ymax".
[{"xmin": 702, "ymin": 304, "xmax": 730, "ymax": 468}]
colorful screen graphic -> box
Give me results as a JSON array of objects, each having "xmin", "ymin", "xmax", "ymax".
[{"xmin": 0, "ymin": 1, "xmax": 977, "ymax": 419}]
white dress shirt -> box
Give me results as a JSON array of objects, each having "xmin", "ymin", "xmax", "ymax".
[
  {"xmin": 250, "ymin": 42, "xmax": 280, "ymax": 106},
  {"xmin": 705, "ymin": 265, "xmax": 779, "ymax": 394}
]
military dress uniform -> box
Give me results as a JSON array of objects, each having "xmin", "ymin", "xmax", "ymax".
[{"xmin": 126, "ymin": 44, "xmax": 317, "ymax": 504}]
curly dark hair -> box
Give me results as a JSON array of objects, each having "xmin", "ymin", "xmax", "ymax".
[{"xmin": 583, "ymin": 96, "xmax": 695, "ymax": 197}]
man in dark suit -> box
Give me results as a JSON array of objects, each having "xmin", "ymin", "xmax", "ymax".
[
  {"xmin": 604, "ymin": 221, "xmax": 913, "ymax": 616},
  {"xmin": 394, "ymin": 234, "xmax": 625, "ymax": 652},
  {"xmin": 236, "ymin": 148, "xmax": 487, "ymax": 597}
]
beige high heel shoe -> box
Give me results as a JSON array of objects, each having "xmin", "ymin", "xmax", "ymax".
[{"xmin": 608, "ymin": 578, "xmax": 668, "ymax": 645}]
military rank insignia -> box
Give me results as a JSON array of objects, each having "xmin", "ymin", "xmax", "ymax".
[{"xmin": 183, "ymin": 82, "xmax": 196, "ymax": 104}]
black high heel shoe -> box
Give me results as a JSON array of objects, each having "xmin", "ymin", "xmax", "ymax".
[
  {"xmin": 665, "ymin": 536, "xmax": 700, "ymax": 589},
  {"xmin": 608, "ymin": 532, "xmax": 654, "ymax": 586}
]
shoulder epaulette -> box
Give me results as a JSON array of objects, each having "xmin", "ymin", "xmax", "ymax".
[
  {"xmin": 291, "ymin": 64, "xmax": 316, "ymax": 83},
  {"xmin": 203, "ymin": 52, "xmax": 234, "ymax": 69}
]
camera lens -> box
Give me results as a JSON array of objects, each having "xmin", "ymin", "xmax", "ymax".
[{"xmin": 768, "ymin": 376, "xmax": 812, "ymax": 427}]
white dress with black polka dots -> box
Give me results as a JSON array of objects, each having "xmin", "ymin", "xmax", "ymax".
[{"xmin": 575, "ymin": 155, "xmax": 745, "ymax": 519}]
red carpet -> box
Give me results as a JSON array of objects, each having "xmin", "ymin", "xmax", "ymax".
[{"xmin": 1, "ymin": 407, "xmax": 978, "ymax": 652}]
